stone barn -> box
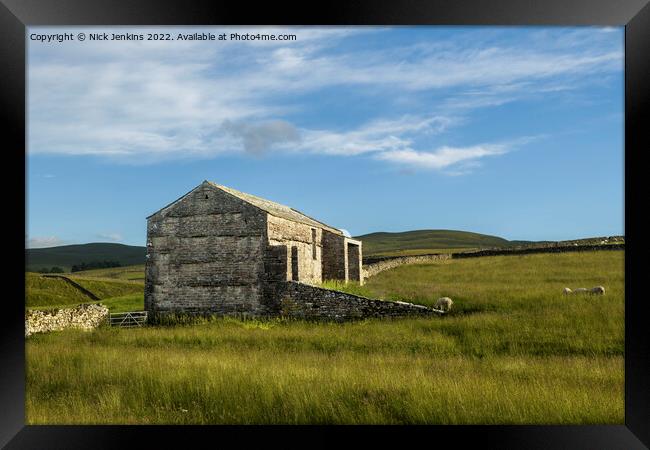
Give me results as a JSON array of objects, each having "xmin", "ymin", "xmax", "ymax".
[{"xmin": 144, "ymin": 181, "xmax": 365, "ymax": 317}]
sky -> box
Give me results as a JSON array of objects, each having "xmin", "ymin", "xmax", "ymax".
[{"xmin": 26, "ymin": 26, "xmax": 624, "ymax": 248}]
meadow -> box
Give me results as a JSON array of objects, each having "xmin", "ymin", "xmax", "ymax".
[{"xmin": 25, "ymin": 250, "xmax": 624, "ymax": 424}]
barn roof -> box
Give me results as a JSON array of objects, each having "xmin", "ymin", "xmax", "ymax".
[
  {"xmin": 207, "ymin": 181, "xmax": 343, "ymax": 235},
  {"xmin": 148, "ymin": 181, "xmax": 343, "ymax": 235}
]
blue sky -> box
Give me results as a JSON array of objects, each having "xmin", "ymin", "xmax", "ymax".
[{"xmin": 26, "ymin": 26, "xmax": 624, "ymax": 248}]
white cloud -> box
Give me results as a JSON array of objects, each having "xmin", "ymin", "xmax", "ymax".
[
  {"xmin": 27, "ymin": 26, "xmax": 622, "ymax": 166},
  {"xmin": 26, "ymin": 236, "xmax": 67, "ymax": 248},
  {"xmin": 338, "ymin": 228, "xmax": 352, "ymax": 237},
  {"xmin": 377, "ymin": 144, "xmax": 508, "ymax": 171},
  {"xmin": 96, "ymin": 232, "xmax": 123, "ymax": 242},
  {"xmin": 293, "ymin": 115, "xmax": 456, "ymax": 156}
]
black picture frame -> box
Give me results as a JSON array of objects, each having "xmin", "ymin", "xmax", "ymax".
[{"xmin": 2, "ymin": 1, "xmax": 648, "ymax": 448}]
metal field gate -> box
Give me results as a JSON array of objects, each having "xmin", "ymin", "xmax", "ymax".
[{"xmin": 108, "ymin": 311, "xmax": 148, "ymax": 328}]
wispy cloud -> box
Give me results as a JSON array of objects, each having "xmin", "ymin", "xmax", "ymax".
[
  {"xmin": 376, "ymin": 144, "xmax": 508, "ymax": 173},
  {"xmin": 96, "ymin": 232, "xmax": 123, "ymax": 242},
  {"xmin": 28, "ymin": 26, "xmax": 622, "ymax": 172},
  {"xmin": 26, "ymin": 236, "xmax": 67, "ymax": 248},
  {"xmin": 292, "ymin": 115, "xmax": 457, "ymax": 156},
  {"xmin": 376, "ymin": 135, "xmax": 545, "ymax": 174}
]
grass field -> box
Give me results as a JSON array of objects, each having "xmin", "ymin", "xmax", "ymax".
[
  {"xmin": 25, "ymin": 250, "xmax": 624, "ymax": 424},
  {"xmin": 25, "ymin": 273, "xmax": 95, "ymax": 308},
  {"xmin": 70, "ymin": 265, "xmax": 145, "ymax": 282}
]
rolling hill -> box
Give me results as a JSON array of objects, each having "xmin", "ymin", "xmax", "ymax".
[
  {"xmin": 26, "ymin": 243, "xmax": 146, "ymax": 272},
  {"xmin": 354, "ymin": 229, "xmax": 534, "ymax": 256},
  {"xmin": 25, "ymin": 232, "xmax": 618, "ymax": 270}
]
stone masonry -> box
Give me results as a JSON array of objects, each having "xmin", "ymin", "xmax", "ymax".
[
  {"xmin": 279, "ymin": 282, "xmax": 438, "ymax": 321},
  {"xmin": 25, "ymin": 303, "xmax": 109, "ymax": 337},
  {"xmin": 363, "ymin": 254, "xmax": 452, "ymax": 278}
]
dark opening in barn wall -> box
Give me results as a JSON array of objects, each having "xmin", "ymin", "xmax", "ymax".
[
  {"xmin": 291, "ymin": 245, "xmax": 299, "ymax": 281},
  {"xmin": 347, "ymin": 242, "xmax": 360, "ymax": 282}
]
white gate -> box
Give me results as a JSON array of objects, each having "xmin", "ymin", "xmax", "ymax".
[{"xmin": 108, "ymin": 311, "xmax": 148, "ymax": 328}]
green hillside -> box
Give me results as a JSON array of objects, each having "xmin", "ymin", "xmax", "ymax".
[
  {"xmin": 25, "ymin": 273, "xmax": 95, "ymax": 308},
  {"xmin": 26, "ymin": 271, "xmax": 144, "ymax": 312},
  {"xmin": 70, "ymin": 265, "xmax": 146, "ymax": 282},
  {"xmin": 26, "ymin": 243, "xmax": 146, "ymax": 272},
  {"xmin": 355, "ymin": 229, "xmax": 526, "ymax": 256}
]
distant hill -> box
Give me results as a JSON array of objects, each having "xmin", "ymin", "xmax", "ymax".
[
  {"xmin": 26, "ymin": 243, "xmax": 146, "ymax": 272},
  {"xmin": 354, "ymin": 230, "xmax": 535, "ymax": 256}
]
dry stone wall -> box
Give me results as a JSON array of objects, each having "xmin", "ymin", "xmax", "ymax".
[
  {"xmin": 451, "ymin": 243, "xmax": 625, "ymax": 259},
  {"xmin": 279, "ymin": 281, "xmax": 438, "ymax": 321},
  {"xmin": 41, "ymin": 275, "xmax": 100, "ymax": 300},
  {"xmin": 25, "ymin": 303, "xmax": 109, "ymax": 337},
  {"xmin": 364, "ymin": 254, "xmax": 451, "ymax": 278}
]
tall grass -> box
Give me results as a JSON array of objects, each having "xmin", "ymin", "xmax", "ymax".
[{"xmin": 26, "ymin": 250, "xmax": 624, "ymax": 424}]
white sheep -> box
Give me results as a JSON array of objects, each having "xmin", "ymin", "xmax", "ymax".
[
  {"xmin": 435, "ymin": 297, "xmax": 453, "ymax": 312},
  {"xmin": 563, "ymin": 286, "xmax": 605, "ymax": 295},
  {"xmin": 590, "ymin": 286, "xmax": 605, "ymax": 295}
]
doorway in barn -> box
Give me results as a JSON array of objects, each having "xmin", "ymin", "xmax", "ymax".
[
  {"xmin": 347, "ymin": 242, "xmax": 360, "ymax": 283},
  {"xmin": 291, "ymin": 246, "xmax": 299, "ymax": 281}
]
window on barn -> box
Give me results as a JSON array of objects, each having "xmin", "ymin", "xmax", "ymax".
[{"xmin": 311, "ymin": 228, "xmax": 317, "ymax": 259}]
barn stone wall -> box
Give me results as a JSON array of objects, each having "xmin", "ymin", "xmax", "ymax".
[
  {"xmin": 322, "ymin": 230, "xmax": 346, "ymax": 281},
  {"xmin": 267, "ymin": 215, "xmax": 322, "ymax": 285},
  {"xmin": 145, "ymin": 185, "xmax": 271, "ymax": 315}
]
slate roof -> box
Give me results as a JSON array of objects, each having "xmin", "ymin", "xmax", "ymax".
[
  {"xmin": 148, "ymin": 181, "xmax": 343, "ymax": 236},
  {"xmin": 207, "ymin": 181, "xmax": 343, "ymax": 235}
]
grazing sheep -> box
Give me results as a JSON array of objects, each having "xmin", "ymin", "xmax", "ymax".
[
  {"xmin": 590, "ymin": 286, "xmax": 605, "ymax": 295},
  {"xmin": 435, "ymin": 297, "xmax": 453, "ymax": 312},
  {"xmin": 564, "ymin": 286, "xmax": 605, "ymax": 295}
]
